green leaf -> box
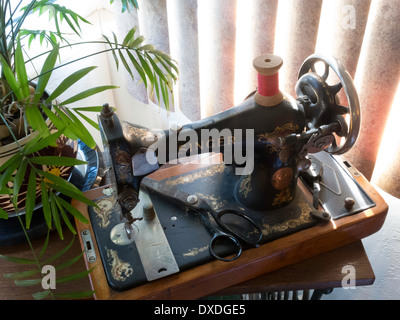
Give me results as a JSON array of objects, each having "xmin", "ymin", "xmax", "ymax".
[
  {"xmin": 62, "ymin": 12, "xmax": 81, "ymax": 36},
  {"xmin": 103, "ymin": 34, "xmax": 119, "ymax": 70},
  {"xmin": 25, "ymin": 169, "xmax": 38, "ymax": 229},
  {"xmin": 122, "ymin": 27, "xmax": 136, "ymax": 46},
  {"xmin": 15, "ymin": 38, "xmax": 30, "ymax": 98},
  {"xmin": 3, "ymin": 269, "xmax": 40, "ymax": 280},
  {"xmin": 59, "ymin": 85, "xmax": 119, "ymax": 106},
  {"xmin": 0, "ymin": 207, "xmax": 8, "ymax": 219},
  {"xmin": 137, "ymin": 44, "xmax": 155, "ymax": 51},
  {"xmin": 64, "ymin": 108, "xmax": 96, "ymax": 149},
  {"xmin": 30, "ymin": 156, "xmax": 87, "ymax": 167},
  {"xmin": 131, "ymin": 0, "xmax": 139, "ymax": 10},
  {"xmin": 0, "ymin": 54, "xmax": 23, "ymax": 100},
  {"xmin": 146, "ymin": 53, "xmax": 168, "ymax": 84},
  {"xmin": 137, "ymin": 53, "xmax": 154, "ymax": 87},
  {"xmin": 118, "ymin": 49, "xmax": 133, "ymax": 79},
  {"xmin": 56, "ymin": 196, "xmax": 89, "ymax": 224},
  {"xmin": 24, "ymin": 129, "xmax": 64, "ymax": 155},
  {"xmin": 71, "ymin": 106, "xmax": 107, "ymax": 112},
  {"xmin": 14, "ymin": 278, "xmax": 42, "ymax": 287},
  {"xmin": 43, "ymin": 107, "xmax": 79, "ymax": 141},
  {"xmin": 127, "ymin": 51, "xmax": 147, "ymax": 88},
  {"xmin": 0, "ymin": 254, "xmax": 35, "ymax": 265},
  {"xmin": 38, "ymin": 170, "xmax": 95, "ymax": 207},
  {"xmin": 55, "ymin": 252, "xmax": 84, "ymax": 271},
  {"xmin": 56, "ymin": 267, "xmax": 94, "ymax": 284},
  {"xmin": 54, "ymin": 194, "xmax": 76, "ymax": 236},
  {"xmin": 32, "ymin": 290, "xmax": 51, "ymax": 300},
  {"xmin": 113, "ymin": 32, "xmax": 119, "ymax": 49},
  {"xmin": 53, "ymin": 106, "xmax": 82, "ymax": 139},
  {"xmin": 34, "ymin": 44, "xmax": 60, "ymax": 103},
  {"xmin": 121, "ymin": 0, "xmax": 128, "ymax": 12},
  {"xmin": 50, "ymin": 191, "xmax": 63, "ymax": 240},
  {"xmin": 12, "ymin": 159, "xmax": 28, "ymax": 203},
  {"xmin": 50, "ymin": 183, "xmax": 95, "ymax": 207},
  {"xmin": 0, "ymin": 153, "xmax": 22, "ymax": 173},
  {"xmin": 39, "ymin": 230, "xmax": 50, "ymax": 259},
  {"xmin": 45, "ymin": 66, "xmax": 98, "ymax": 103},
  {"xmin": 40, "ymin": 181, "xmax": 52, "ymax": 229},
  {"xmin": 160, "ymin": 80, "xmax": 170, "ymax": 111},
  {"xmin": 153, "ymin": 71, "xmax": 160, "ymax": 103},
  {"xmin": 157, "ymin": 55, "xmax": 178, "ymax": 82},
  {"xmin": 160, "ymin": 55, "xmax": 179, "ymax": 76},
  {"xmin": 42, "ymin": 234, "xmax": 76, "ymax": 265},
  {"xmin": 112, "ymin": 0, "xmax": 139, "ymax": 11},
  {"xmin": 128, "ymin": 35, "xmax": 144, "ymax": 49},
  {"xmin": 0, "ymin": 158, "xmax": 21, "ymax": 191},
  {"xmin": 25, "ymin": 105, "xmax": 49, "ymax": 134},
  {"xmin": 74, "ymin": 110, "xmax": 99, "ymax": 130}
]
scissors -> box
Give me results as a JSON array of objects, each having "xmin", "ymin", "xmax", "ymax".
[{"xmin": 164, "ymin": 188, "xmax": 263, "ymax": 262}]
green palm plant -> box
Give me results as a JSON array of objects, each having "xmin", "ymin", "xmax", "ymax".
[{"xmin": 0, "ymin": 0, "xmax": 178, "ymax": 299}]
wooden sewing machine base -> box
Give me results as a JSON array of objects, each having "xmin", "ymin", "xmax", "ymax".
[{"xmin": 72, "ymin": 162, "xmax": 388, "ymax": 300}]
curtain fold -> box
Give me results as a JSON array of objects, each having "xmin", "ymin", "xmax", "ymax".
[
  {"xmin": 167, "ymin": 0, "xmax": 201, "ymax": 121},
  {"xmin": 198, "ymin": 0, "xmax": 237, "ymax": 118},
  {"xmin": 346, "ymin": 0, "xmax": 400, "ymax": 181},
  {"xmin": 137, "ymin": 0, "xmax": 172, "ymax": 110},
  {"xmin": 113, "ymin": 1, "xmax": 148, "ymax": 104},
  {"xmin": 316, "ymin": 0, "xmax": 371, "ymax": 79},
  {"xmin": 276, "ymin": 0, "xmax": 323, "ymax": 97},
  {"xmin": 234, "ymin": 0, "xmax": 278, "ymax": 104}
]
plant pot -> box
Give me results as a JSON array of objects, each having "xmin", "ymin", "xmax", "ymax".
[
  {"xmin": 0, "ymin": 139, "xmax": 100, "ymax": 246},
  {"xmin": 0, "ymin": 136, "xmax": 78, "ymax": 217},
  {"xmin": 0, "ymin": 129, "xmax": 40, "ymax": 167},
  {"xmin": 0, "ymin": 82, "xmax": 53, "ymax": 167}
]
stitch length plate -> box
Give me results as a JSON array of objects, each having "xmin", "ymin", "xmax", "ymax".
[{"xmin": 133, "ymin": 190, "xmax": 180, "ymax": 281}]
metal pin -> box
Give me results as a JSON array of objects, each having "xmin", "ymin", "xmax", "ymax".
[{"xmin": 187, "ymin": 194, "xmax": 198, "ymax": 205}]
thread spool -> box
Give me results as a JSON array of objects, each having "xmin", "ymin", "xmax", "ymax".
[{"xmin": 253, "ymin": 54, "xmax": 284, "ymax": 107}]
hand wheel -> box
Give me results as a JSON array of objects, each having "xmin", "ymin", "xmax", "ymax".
[{"xmin": 295, "ymin": 54, "xmax": 361, "ymax": 155}]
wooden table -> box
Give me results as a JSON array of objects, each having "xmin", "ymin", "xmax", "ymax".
[
  {"xmin": 0, "ymin": 230, "xmax": 374, "ymax": 300},
  {"xmin": 213, "ymin": 240, "xmax": 374, "ymax": 299}
]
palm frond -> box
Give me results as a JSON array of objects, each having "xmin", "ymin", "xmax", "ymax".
[
  {"xmin": 102, "ymin": 29, "xmax": 179, "ymax": 110},
  {"xmin": 0, "ymin": 232, "xmax": 95, "ymax": 300}
]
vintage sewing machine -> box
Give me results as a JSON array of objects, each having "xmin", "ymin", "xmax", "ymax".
[{"xmin": 72, "ymin": 53, "xmax": 388, "ymax": 299}]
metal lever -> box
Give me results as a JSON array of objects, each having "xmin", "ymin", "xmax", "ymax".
[{"xmin": 301, "ymin": 164, "xmax": 331, "ymax": 222}]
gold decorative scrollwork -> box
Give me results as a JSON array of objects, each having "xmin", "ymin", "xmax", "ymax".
[
  {"xmin": 93, "ymin": 196, "xmax": 116, "ymax": 228},
  {"xmin": 257, "ymin": 123, "xmax": 299, "ymax": 162},
  {"xmin": 262, "ymin": 200, "xmax": 314, "ymax": 236},
  {"xmin": 106, "ymin": 247, "xmax": 133, "ymax": 282}
]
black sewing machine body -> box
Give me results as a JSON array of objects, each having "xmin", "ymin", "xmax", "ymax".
[
  {"xmin": 107, "ymin": 94, "xmax": 307, "ymax": 211},
  {"xmin": 84, "ymin": 54, "xmax": 378, "ymax": 292}
]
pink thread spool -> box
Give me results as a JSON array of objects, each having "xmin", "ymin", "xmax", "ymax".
[{"xmin": 253, "ymin": 54, "xmax": 284, "ymax": 106}]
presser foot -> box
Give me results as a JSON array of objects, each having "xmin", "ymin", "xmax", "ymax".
[{"xmin": 110, "ymin": 222, "xmax": 139, "ymax": 245}]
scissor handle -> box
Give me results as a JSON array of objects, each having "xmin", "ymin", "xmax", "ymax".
[
  {"xmin": 215, "ymin": 209, "xmax": 263, "ymax": 247},
  {"xmin": 209, "ymin": 233, "xmax": 242, "ymax": 262}
]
